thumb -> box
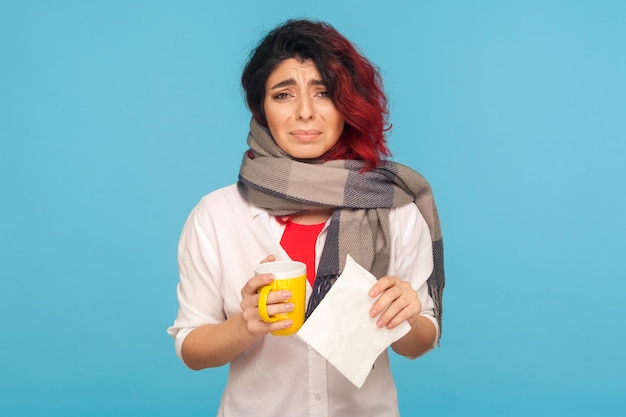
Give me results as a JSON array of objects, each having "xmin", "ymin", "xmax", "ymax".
[{"xmin": 260, "ymin": 255, "xmax": 276, "ymax": 264}]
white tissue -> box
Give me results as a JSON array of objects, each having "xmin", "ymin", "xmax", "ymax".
[{"xmin": 297, "ymin": 255, "xmax": 411, "ymax": 388}]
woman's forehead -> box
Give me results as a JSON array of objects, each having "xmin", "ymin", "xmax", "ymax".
[{"xmin": 266, "ymin": 59, "xmax": 323, "ymax": 87}]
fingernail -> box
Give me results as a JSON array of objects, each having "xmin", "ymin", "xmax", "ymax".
[
  {"xmin": 285, "ymin": 303, "xmax": 294, "ymax": 311},
  {"xmin": 283, "ymin": 320, "xmax": 293, "ymax": 328},
  {"xmin": 282, "ymin": 290, "xmax": 292, "ymax": 299},
  {"xmin": 370, "ymin": 309, "xmax": 377, "ymax": 317},
  {"xmin": 377, "ymin": 319, "xmax": 384, "ymax": 328}
]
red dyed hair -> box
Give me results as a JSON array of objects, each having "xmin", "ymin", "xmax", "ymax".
[{"xmin": 241, "ymin": 19, "xmax": 390, "ymax": 170}]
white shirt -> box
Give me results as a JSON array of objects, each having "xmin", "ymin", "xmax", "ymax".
[{"xmin": 167, "ymin": 184, "xmax": 437, "ymax": 417}]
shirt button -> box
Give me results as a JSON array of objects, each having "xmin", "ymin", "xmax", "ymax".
[{"xmin": 314, "ymin": 393, "xmax": 322, "ymax": 401}]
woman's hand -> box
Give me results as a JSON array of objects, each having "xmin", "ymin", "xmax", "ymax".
[
  {"xmin": 240, "ymin": 255, "xmax": 295, "ymax": 336},
  {"xmin": 368, "ymin": 275, "xmax": 421, "ymax": 329}
]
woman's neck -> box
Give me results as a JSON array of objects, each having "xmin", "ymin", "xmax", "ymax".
[{"xmin": 289, "ymin": 208, "xmax": 334, "ymax": 225}]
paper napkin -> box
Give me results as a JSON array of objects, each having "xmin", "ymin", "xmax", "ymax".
[{"xmin": 297, "ymin": 255, "xmax": 411, "ymax": 388}]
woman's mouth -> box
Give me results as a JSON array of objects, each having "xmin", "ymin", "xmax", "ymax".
[{"xmin": 290, "ymin": 129, "xmax": 322, "ymax": 141}]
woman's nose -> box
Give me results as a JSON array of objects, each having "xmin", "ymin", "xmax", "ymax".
[{"xmin": 295, "ymin": 96, "xmax": 315, "ymax": 120}]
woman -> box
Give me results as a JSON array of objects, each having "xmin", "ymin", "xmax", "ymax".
[{"xmin": 168, "ymin": 19, "xmax": 445, "ymax": 416}]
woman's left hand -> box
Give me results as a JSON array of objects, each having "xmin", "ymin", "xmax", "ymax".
[{"xmin": 368, "ymin": 276, "xmax": 421, "ymax": 329}]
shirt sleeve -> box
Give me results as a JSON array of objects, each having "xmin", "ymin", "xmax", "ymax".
[
  {"xmin": 390, "ymin": 202, "xmax": 439, "ymax": 348},
  {"xmin": 167, "ymin": 198, "xmax": 226, "ymax": 360}
]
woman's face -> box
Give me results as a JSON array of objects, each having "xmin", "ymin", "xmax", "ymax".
[{"xmin": 263, "ymin": 58, "xmax": 345, "ymax": 159}]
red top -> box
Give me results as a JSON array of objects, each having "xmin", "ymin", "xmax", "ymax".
[{"xmin": 280, "ymin": 220, "xmax": 325, "ymax": 287}]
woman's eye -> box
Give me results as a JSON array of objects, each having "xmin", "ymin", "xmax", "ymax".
[
  {"xmin": 273, "ymin": 92, "xmax": 290, "ymax": 99},
  {"xmin": 318, "ymin": 91, "xmax": 330, "ymax": 98}
]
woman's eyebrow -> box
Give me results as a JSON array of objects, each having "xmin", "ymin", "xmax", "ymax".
[
  {"xmin": 270, "ymin": 78, "xmax": 296, "ymax": 90},
  {"xmin": 269, "ymin": 78, "xmax": 325, "ymax": 90}
]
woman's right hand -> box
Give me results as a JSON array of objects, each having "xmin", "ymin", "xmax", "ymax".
[{"xmin": 240, "ymin": 255, "xmax": 295, "ymax": 336}]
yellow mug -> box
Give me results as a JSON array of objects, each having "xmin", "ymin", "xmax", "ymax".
[{"xmin": 255, "ymin": 261, "xmax": 306, "ymax": 336}]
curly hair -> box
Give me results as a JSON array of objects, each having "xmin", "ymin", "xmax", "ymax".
[{"xmin": 241, "ymin": 19, "xmax": 390, "ymax": 169}]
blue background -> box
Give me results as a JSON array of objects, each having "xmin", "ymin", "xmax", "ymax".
[{"xmin": 1, "ymin": 1, "xmax": 625, "ymax": 416}]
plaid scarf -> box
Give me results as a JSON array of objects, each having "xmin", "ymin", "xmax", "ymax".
[{"xmin": 237, "ymin": 120, "xmax": 445, "ymax": 340}]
